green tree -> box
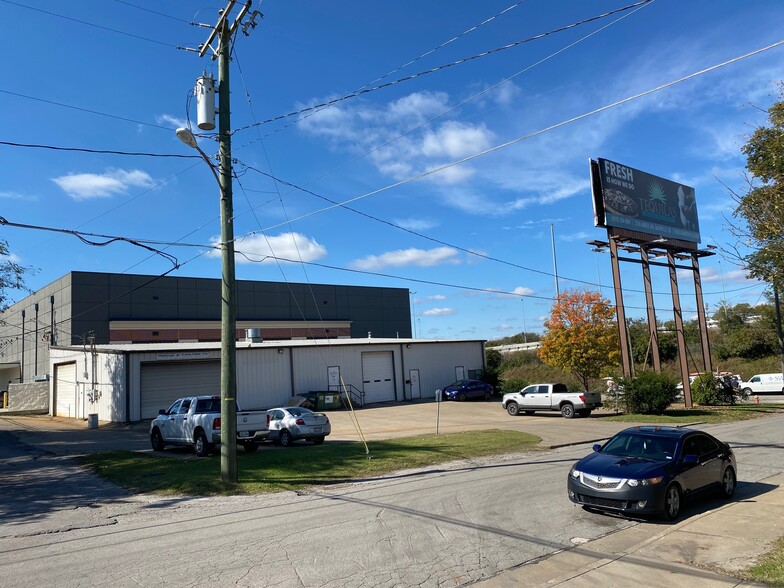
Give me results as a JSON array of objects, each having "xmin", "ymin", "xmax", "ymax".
[
  {"xmin": 0, "ymin": 239, "xmax": 31, "ymax": 311},
  {"xmin": 731, "ymin": 95, "xmax": 784, "ymax": 284},
  {"xmin": 537, "ymin": 290, "xmax": 619, "ymax": 390}
]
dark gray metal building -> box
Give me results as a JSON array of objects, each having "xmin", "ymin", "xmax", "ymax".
[{"xmin": 0, "ymin": 271, "xmax": 412, "ymax": 389}]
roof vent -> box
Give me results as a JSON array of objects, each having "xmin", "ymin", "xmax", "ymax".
[{"xmin": 245, "ymin": 328, "xmax": 263, "ymax": 343}]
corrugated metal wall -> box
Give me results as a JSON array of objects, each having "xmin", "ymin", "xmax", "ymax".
[
  {"xmin": 51, "ymin": 340, "xmax": 486, "ymax": 422},
  {"xmin": 50, "ymin": 347, "xmax": 127, "ymax": 422},
  {"xmin": 400, "ymin": 342, "xmax": 485, "ymax": 400},
  {"xmin": 236, "ymin": 347, "xmax": 292, "ymax": 409}
]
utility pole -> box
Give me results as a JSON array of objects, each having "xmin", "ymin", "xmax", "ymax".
[{"xmin": 184, "ymin": 0, "xmax": 260, "ymax": 484}]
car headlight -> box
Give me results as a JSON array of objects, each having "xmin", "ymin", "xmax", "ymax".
[
  {"xmin": 626, "ymin": 476, "xmax": 663, "ymax": 487},
  {"xmin": 570, "ymin": 467, "xmax": 581, "ymax": 479}
]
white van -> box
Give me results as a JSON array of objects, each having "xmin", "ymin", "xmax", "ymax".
[{"xmin": 740, "ymin": 373, "xmax": 784, "ymax": 394}]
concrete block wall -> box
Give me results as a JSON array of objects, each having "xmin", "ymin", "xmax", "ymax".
[{"xmin": 6, "ymin": 382, "xmax": 49, "ymax": 411}]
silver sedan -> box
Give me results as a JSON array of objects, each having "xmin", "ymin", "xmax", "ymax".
[{"xmin": 267, "ymin": 407, "xmax": 331, "ymax": 446}]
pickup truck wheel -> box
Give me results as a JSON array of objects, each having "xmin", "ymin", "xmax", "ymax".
[
  {"xmin": 506, "ymin": 402, "xmax": 520, "ymax": 416},
  {"xmin": 194, "ymin": 430, "xmax": 210, "ymax": 457},
  {"xmin": 560, "ymin": 403, "xmax": 575, "ymax": 419},
  {"xmin": 312, "ymin": 436, "xmax": 325, "ymax": 445},
  {"xmin": 242, "ymin": 442, "xmax": 259, "ymax": 453},
  {"xmin": 279, "ymin": 429, "xmax": 293, "ymax": 447},
  {"xmin": 150, "ymin": 428, "xmax": 165, "ymax": 452}
]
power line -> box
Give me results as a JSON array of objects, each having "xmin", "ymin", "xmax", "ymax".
[
  {"xmin": 251, "ymin": 39, "xmax": 784, "ymax": 234},
  {"xmin": 231, "ymin": 0, "xmax": 655, "ymax": 135},
  {"xmin": 0, "ymin": 89, "xmax": 173, "ymax": 131},
  {"xmin": 0, "ymin": 140, "xmax": 201, "ymax": 159},
  {"xmin": 234, "ymin": 0, "xmax": 653, "ymax": 152},
  {"xmin": 0, "ymin": 217, "xmax": 180, "ymax": 269},
  {"xmin": 111, "ymin": 0, "xmax": 191, "ymax": 24},
  {"xmin": 1, "ymin": 0, "xmax": 179, "ymax": 48}
]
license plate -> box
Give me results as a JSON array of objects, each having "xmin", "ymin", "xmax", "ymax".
[
  {"xmin": 313, "ymin": 427, "xmax": 322, "ymax": 433},
  {"xmin": 239, "ymin": 431, "xmax": 250, "ymax": 438}
]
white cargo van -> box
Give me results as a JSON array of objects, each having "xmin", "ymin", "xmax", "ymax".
[{"xmin": 740, "ymin": 373, "xmax": 784, "ymax": 394}]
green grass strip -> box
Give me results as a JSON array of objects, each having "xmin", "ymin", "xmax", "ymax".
[{"xmin": 79, "ymin": 429, "xmax": 541, "ymax": 496}]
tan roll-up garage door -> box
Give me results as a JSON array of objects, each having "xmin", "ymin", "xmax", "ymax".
[{"xmin": 140, "ymin": 361, "xmax": 220, "ymax": 419}]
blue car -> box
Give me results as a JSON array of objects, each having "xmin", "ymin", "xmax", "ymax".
[
  {"xmin": 439, "ymin": 379, "xmax": 494, "ymax": 401},
  {"xmin": 568, "ymin": 426, "xmax": 736, "ymax": 521}
]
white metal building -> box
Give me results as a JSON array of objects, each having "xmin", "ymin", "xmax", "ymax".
[{"xmin": 48, "ymin": 338, "xmax": 486, "ymax": 422}]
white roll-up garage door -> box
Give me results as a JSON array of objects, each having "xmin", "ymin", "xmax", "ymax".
[
  {"xmin": 361, "ymin": 351, "xmax": 395, "ymax": 404},
  {"xmin": 140, "ymin": 361, "xmax": 220, "ymax": 419},
  {"xmin": 55, "ymin": 362, "xmax": 78, "ymax": 418}
]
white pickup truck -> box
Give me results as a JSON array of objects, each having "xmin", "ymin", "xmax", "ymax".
[
  {"xmin": 502, "ymin": 383, "xmax": 603, "ymax": 418},
  {"xmin": 149, "ymin": 395, "xmax": 270, "ymax": 456}
]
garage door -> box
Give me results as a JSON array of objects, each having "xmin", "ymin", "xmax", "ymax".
[
  {"xmin": 55, "ymin": 362, "xmax": 78, "ymax": 418},
  {"xmin": 361, "ymin": 351, "xmax": 395, "ymax": 404},
  {"xmin": 140, "ymin": 361, "xmax": 220, "ymax": 419}
]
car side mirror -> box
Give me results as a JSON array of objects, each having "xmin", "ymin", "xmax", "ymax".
[
  {"xmin": 592, "ymin": 444, "xmax": 602, "ymax": 452},
  {"xmin": 683, "ymin": 454, "xmax": 699, "ymax": 464},
  {"xmin": 159, "ymin": 409, "xmax": 166, "ymax": 415}
]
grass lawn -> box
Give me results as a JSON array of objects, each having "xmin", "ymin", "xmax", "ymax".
[
  {"xmin": 746, "ymin": 537, "xmax": 784, "ymax": 587},
  {"xmin": 600, "ymin": 404, "xmax": 784, "ymax": 424},
  {"xmin": 79, "ymin": 429, "xmax": 541, "ymax": 496}
]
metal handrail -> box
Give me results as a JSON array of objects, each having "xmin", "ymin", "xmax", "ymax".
[{"xmin": 333, "ymin": 383, "xmax": 364, "ymax": 408}]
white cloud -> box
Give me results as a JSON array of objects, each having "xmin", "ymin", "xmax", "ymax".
[
  {"xmin": 0, "ymin": 191, "xmax": 32, "ymax": 200},
  {"xmin": 494, "ymin": 323, "xmax": 515, "ymax": 332},
  {"xmin": 513, "ymin": 286, "xmax": 535, "ymax": 296},
  {"xmin": 209, "ymin": 232, "xmax": 327, "ymax": 264},
  {"xmin": 52, "ymin": 169, "xmax": 155, "ymax": 200},
  {"xmin": 492, "ymin": 286, "xmax": 535, "ymax": 299},
  {"xmin": 428, "ymin": 294, "xmax": 447, "ymax": 301},
  {"xmin": 156, "ymin": 114, "xmax": 189, "ymax": 129},
  {"xmin": 351, "ymin": 247, "xmax": 460, "ymax": 270},
  {"xmin": 696, "ymin": 265, "xmax": 753, "ymax": 284},
  {"xmin": 423, "ymin": 307, "xmax": 456, "ymax": 316},
  {"xmin": 393, "ymin": 217, "xmax": 438, "ymax": 231},
  {"xmin": 0, "ymin": 251, "xmax": 22, "ymax": 264},
  {"xmin": 421, "ymin": 121, "xmax": 493, "ymax": 159},
  {"xmin": 559, "ymin": 231, "xmax": 593, "ymax": 242}
]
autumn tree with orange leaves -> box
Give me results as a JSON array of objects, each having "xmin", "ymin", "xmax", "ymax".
[{"xmin": 538, "ymin": 290, "xmax": 620, "ymax": 391}]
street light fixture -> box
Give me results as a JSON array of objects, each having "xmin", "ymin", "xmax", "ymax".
[
  {"xmin": 176, "ymin": 127, "xmax": 220, "ymax": 186},
  {"xmin": 176, "ymin": 125, "xmax": 238, "ymax": 483}
]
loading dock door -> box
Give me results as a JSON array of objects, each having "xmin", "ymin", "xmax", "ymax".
[
  {"xmin": 55, "ymin": 363, "xmax": 78, "ymax": 418},
  {"xmin": 361, "ymin": 351, "xmax": 395, "ymax": 404},
  {"xmin": 140, "ymin": 361, "xmax": 220, "ymax": 419}
]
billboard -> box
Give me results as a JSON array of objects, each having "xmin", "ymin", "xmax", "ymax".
[{"xmin": 591, "ymin": 158, "xmax": 701, "ymax": 244}]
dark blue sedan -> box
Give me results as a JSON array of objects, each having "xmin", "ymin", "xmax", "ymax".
[
  {"xmin": 568, "ymin": 426, "xmax": 736, "ymax": 520},
  {"xmin": 439, "ymin": 379, "xmax": 494, "ymax": 401}
]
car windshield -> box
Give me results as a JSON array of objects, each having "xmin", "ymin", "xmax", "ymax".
[
  {"xmin": 448, "ymin": 380, "xmax": 468, "ymax": 388},
  {"xmin": 601, "ymin": 432, "xmax": 677, "ymax": 461}
]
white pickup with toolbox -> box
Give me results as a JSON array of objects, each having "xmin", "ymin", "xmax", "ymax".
[
  {"xmin": 502, "ymin": 383, "xmax": 603, "ymax": 418},
  {"xmin": 149, "ymin": 395, "xmax": 270, "ymax": 456}
]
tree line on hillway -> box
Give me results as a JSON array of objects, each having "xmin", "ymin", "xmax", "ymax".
[{"xmin": 485, "ymin": 291, "xmax": 784, "ymax": 406}]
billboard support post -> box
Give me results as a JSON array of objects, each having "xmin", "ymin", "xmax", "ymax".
[
  {"xmin": 692, "ymin": 253, "xmax": 713, "ymax": 375},
  {"xmin": 609, "ymin": 236, "xmax": 632, "ymax": 378},
  {"xmin": 640, "ymin": 246, "xmax": 661, "ymax": 372},
  {"xmin": 667, "ymin": 250, "xmax": 693, "ymax": 408}
]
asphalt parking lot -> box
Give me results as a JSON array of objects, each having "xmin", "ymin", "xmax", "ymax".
[{"xmin": 0, "ymin": 398, "xmax": 666, "ymax": 457}]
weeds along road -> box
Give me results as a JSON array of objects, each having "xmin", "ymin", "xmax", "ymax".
[{"xmin": 0, "ymin": 415, "xmax": 783, "ymax": 587}]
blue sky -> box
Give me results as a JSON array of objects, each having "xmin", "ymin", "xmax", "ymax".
[{"xmin": 2, "ymin": 0, "xmax": 783, "ymax": 340}]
